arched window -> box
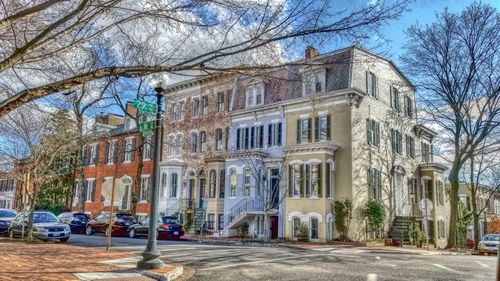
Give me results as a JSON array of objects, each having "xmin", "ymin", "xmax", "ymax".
[
  {"xmin": 219, "ymin": 170, "xmax": 225, "ymax": 198},
  {"xmin": 307, "ymin": 163, "xmax": 321, "ymax": 197},
  {"xmin": 170, "ymin": 173, "xmax": 178, "ymax": 198},
  {"xmin": 160, "ymin": 173, "xmax": 167, "ymax": 198},
  {"xmin": 230, "ymin": 169, "xmax": 237, "ymax": 197},
  {"xmin": 209, "ymin": 170, "xmax": 216, "ymax": 198},
  {"xmin": 310, "ymin": 217, "xmax": 318, "ymax": 240},
  {"xmin": 175, "ymin": 135, "xmax": 182, "ymax": 155},
  {"xmin": 199, "ymin": 131, "xmax": 207, "ymax": 152},
  {"xmin": 167, "ymin": 135, "xmax": 174, "ymax": 156},
  {"xmin": 190, "ymin": 133, "xmax": 197, "ymax": 153},
  {"xmin": 215, "ymin": 128, "xmax": 223, "ymax": 151}
]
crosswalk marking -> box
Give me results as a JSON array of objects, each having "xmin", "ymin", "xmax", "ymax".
[{"xmin": 433, "ymin": 263, "xmax": 460, "ymax": 273}]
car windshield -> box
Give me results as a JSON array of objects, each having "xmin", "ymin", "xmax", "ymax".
[
  {"xmin": 116, "ymin": 214, "xmax": 137, "ymax": 223},
  {"xmin": 0, "ymin": 210, "xmax": 16, "ymax": 218},
  {"xmin": 33, "ymin": 212, "xmax": 58, "ymax": 223},
  {"xmin": 482, "ymin": 234, "xmax": 500, "ymax": 241},
  {"xmin": 162, "ymin": 217, "xmax": 179, "ymax": 224},
  {"xmin": 74, "ymin": 214, "xmax": 88, "ymax": 221}
]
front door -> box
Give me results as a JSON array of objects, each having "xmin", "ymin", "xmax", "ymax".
[
  {"xmin": 270, "ymin": 216, "xmax": 279, "ymax": 239},
  {"xmin": 199, "ymin": 179, "xmax": 206, "ymax": 208},
  {"xmin": 394, "ymin": 174, "xmax": 403, "ymax": 216},
  {"xmin": 188, "ymin": 179, "xmax": 195, "ymax": 209}
]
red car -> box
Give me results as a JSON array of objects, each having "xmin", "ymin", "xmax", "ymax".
[{"xmin": 85, "ymin": 212, "xmax": 137, "ymax": 237}]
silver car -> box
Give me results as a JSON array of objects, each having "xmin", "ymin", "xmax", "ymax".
[
  {"xmin": 478, "ymin": 234, "xmax": 499, "ymax": 255},
  {"xmin": 9, "ymin": 211, "xmax": 71, "ymax": 242}
]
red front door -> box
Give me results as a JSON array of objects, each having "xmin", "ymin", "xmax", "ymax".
[{"xmin": 271, "ymin": 216, "xmax": 279, "ymax": 239}]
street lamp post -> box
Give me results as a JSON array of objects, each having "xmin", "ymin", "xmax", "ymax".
[{"xmin": 137, "ymin": 76, "xmax": 165, "ymax": 270}]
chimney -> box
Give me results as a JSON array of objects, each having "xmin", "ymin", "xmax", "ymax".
[
  {"xmin": 95, "ymin": 112, "xmax": 106, "ymax": 124},
  {"xmin": 305, "ymin": 46, "xmax": 319, "ymax": 59}
]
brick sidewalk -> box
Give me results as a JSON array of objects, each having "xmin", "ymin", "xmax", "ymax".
[{"xmin": 0, "ymin": 239, "xmax": 133, "ymax": 281}]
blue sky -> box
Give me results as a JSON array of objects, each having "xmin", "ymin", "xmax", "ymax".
[{"xmin": 351, "ymin": 0, "xmax": 500, "ymax": 66}]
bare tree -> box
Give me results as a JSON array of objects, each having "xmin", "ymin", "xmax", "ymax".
[
  {"xmin": 235, "ymin": 150, "xmax": 286, "ymax": 241},
  {"xmin": 401, "ymin": 3, "xmax": 500, "ymax": 248},
  {"xmin": 0, "ymin": 106, "xmax": 77, "ymax": 239},
  {"xmin": 462, "ymin": 139, "xmax": 500, "ymax": 250},
  {"xmin": 0, "ymin": 0, "xmax": 412, "ymax": 116},
  {"xmin": 111, "ymin": 77, "xmax": 154, "ymax": 216}
]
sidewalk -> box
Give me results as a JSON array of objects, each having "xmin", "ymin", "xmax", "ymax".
[
  {"xmin": 0, "ymin": 239, "xmax": 184, "ymax": 281},
  {"xmin": 182, "ymin": 234, "xmax": 471, "ymax": 255}
]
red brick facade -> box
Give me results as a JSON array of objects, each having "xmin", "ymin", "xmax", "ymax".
[{"xmin": 71, "ymin": 129, "xmax": 153, "ymax": 216}]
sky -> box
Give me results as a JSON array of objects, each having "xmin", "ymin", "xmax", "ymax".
[{"xmin": 334, "ymin": 0, "xmax": 500, "ymax": 66}]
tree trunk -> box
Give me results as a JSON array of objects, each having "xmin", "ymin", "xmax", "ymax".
[
  {"xmin": 27, "ymin": 180, "xmax": 37, "ymax": 241},
  {"xmin": 131, "ymin": 133, "xmax": 144, "ymax": 217},
  {"xmin": 263, "ymin": 213, "xmax": 270, "ymax": 242},
  {"xmin": 76, "ymin": 114, "xmax": 86, "ymax": 213},
  {"xmin": 447, "ymin": 168, "xmax": 460, "ymax": 248}
]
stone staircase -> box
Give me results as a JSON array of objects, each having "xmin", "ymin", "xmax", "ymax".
[{"xmin": 391, "ymin": 216, "xmax": 412, "ymax": 245}]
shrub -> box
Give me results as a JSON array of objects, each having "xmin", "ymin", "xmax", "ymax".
[
  {"xmin": 362, "ymin": 199, "xmax": 386, "ymax": 236},
  {"xmin": 334, "ymin": 199, "xmax": 353, "ymax": 241}
]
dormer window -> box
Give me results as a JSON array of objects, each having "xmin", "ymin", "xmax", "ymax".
[
  {"xmin": 245, "ymin": 83, "xmax": 264, "ymax": 108},
  {"xmin": 302, "ymin": 69, "xmax": 326, "ymax": 96}
]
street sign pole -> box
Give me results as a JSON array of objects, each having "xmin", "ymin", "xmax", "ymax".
[
  {"xmin": 137, "ymin": 86, "xmax": 165, "ymax": 270},
  {"xmin": 424, "ymin": 199, "xmax": 429, "ymax": 251}
]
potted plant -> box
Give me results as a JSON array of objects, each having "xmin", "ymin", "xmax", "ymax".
[{"xmin": 296, "ymin": 223, "xmax": 309, "ymax": 242}]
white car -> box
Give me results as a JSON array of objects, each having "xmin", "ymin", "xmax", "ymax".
[{"xmin": 478, "ymin": 234, "xmax": 499, "ymax": 255}]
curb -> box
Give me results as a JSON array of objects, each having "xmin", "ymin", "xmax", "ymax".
[{"xmin": 141, "ymin": 266, "xmax": 184, "ymax": 281}]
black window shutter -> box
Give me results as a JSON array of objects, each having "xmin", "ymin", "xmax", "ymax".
[
  {"xmin": 367, "ymin": 169, "xmax": 372, "ymax": 198},
  {"xmin": 375, "ymin": 122, "xmax": 380, "ymax": 146},
  {"xmin": 268, "ymin": 124, "xmax": 272, "ymax": 146},
  {"xmin": 326, "ymin": 115, "xmax": 331, "ymax": 140},
  {"xmin": 104, "ymin": 142, "xmax": 109, "ymax": 164},
  {"xmin": 95, "ymin": 143, "xmax": 100, "ymax": 164},
  {"xmin": 305, "ymin": 164, "xmax": 310, "ymax": 198},
  {"xmin": 288, "ymin": 165, "xmax": 293, "ymax": 197},
  {"xmin": 83, "ymin": 180, "xmax": 88, "ymax": 200},
  {"xmin": 131, "ymin": 138, "xmax": 136, "ymax": 161},
  {"xmin": 250, "ymin": 127, "xmax": 255, "ymax": 148},
  {"xmin": 366, "ymin": 119, "xmax": 370, "ymax": 144},
  {"xmin": 317, "ymin": 163, "xmax": 322, "ymax": 197},
  {"xmin": 307, "ymin": 118, "xmax": 312, "ymax": 141},
  {"xmin": 91, "ymin": 181, "xmax": 96, "ymax": 202},
  {"xmin": 277, "ymin": 122, "xmax": 282, "ymax": 146},
  {"xmin": 259, "ymin": 126, "xmax": 264, "ymax": 148},
  {"xmin": 236, "ymin": 129, "xmax": 241, "ymax": 150},
  {"xmin": 314, "ymin": 116, "xmax": 319, "ymax": 142},
  {"xmin": 296, "ymin": 119, "xmax": 301, "ymax": 144},
  {"xmin": 300, "ymin": 164, "xmax": 305, "ymax": 197}
]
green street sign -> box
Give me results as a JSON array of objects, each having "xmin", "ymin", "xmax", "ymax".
[
  {"xmin": 139, "ymin": 121, "xmax": 155, "ymax": 133},
  {"xmin": 133, "ymin": 99, "xmax": 156, "ymax": 113}
]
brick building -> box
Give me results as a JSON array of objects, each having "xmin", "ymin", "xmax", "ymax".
[{"xmin": 71, "ymin": 103, "xmax": 154, "ymax": 217}]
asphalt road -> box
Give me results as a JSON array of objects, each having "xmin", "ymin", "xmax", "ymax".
[{"xmin": 68, "ymin": 234, "xmax": 497, "ymax": 281}]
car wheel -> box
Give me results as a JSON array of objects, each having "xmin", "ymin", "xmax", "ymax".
[
  {"xmin": 85, "ymin": 225, "xmax": 93, "ymax": 236},
  {"xmin": 59, "ymin": 237, "xmax": 69, "ymax": 243},
  {"xmin": 128, "ymin": 228, "xmax": 136, "ymax": 238}
]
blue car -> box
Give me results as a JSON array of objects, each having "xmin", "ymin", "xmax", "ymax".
[{"xmin": 0, "ymin": 209, "xmax": 17, "ymax": 235}]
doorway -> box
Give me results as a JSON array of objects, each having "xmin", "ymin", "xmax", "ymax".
[{"xmin": 270, "ymin": 216, "xmax": 279, "ymax": 239}]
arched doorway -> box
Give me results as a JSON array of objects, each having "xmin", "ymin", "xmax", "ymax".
[{"xmin": 120, "ymin": 176, "xmax": 132, "ymax": 210}]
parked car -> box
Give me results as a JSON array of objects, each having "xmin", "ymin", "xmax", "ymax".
[
  {"xmin": 478, "ymin": 234, "xmax": 500, "ymax": 255},
  {"xmin": 128, "ymin": 216, "xmax": 184, "ymax": 240},
  {"xmin": 8, "ymin": 211, "xmax": 71, "ymax": 242},
  {"xmin": 85, "ymin": 212, "xmax": 137, "ymax": 237},
  {"xmin": 58, "ymin": 212, "xmax": 90, "ymax": 234},
  {"xmin": 0, "ymin": 209, "xmax": 17, "ymax": 235}
]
